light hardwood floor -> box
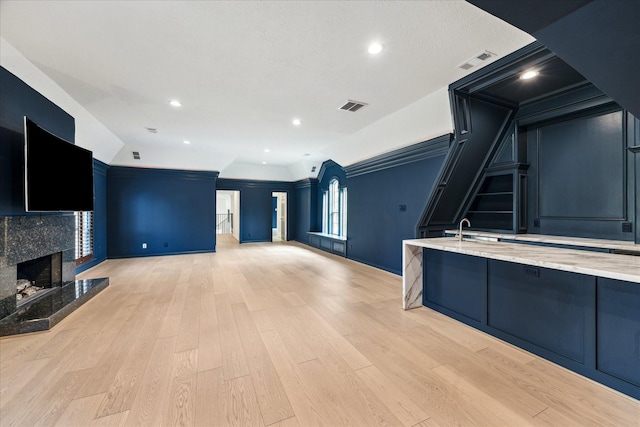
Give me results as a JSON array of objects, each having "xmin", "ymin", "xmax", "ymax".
[{"xmin": 1, "ymin": 235, "xmax": 639, "ymax": 426}]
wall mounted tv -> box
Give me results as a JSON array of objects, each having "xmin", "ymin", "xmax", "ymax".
[{"xmin": 24, "ymin": 117, "xmax": 94, "ymax": 212}]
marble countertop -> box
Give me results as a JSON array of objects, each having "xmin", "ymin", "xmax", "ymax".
[
  {"xmin": 404, "ymin": 237, "xmax": 640, "ymax": 284},
  {"xmin": 443, "ymin": 230, "xmax": 639, "ymax": 252}
]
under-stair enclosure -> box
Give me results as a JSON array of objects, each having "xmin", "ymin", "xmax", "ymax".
[{"xmin": 417, "ymin": 42, "xmax": 638, "ymax": 242}]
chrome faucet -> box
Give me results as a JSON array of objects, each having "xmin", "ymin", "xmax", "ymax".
[{"xmin": 458, "ymin": 218, "xmax": 471, "ymax": 241}]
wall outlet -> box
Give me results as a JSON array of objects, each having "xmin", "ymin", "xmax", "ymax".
[
  {"xmin": 142, "ymin": 243, "xmax": 147, "ymax": 249},
  {"xmin": 163, "ymin": 242, "xmax": 169, "ymax": 248},
  {"xmin": 622, "ymin": 222, "xmax": 632, "ymax": 233}
]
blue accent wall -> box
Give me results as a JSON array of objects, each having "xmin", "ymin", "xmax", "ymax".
[
  {"xmin": 346, "ymin": 154, "xmax": 445, "ymax": 274},
  {"xmin": 107, "ymin": 167, "xmax": 218, "ymax": 258},
  {"xmin": 216, "ymin": 179, "xmax": 295, "ymax": 243},
  {"xmin": 0, "ymin": 66, "xmax": 75, "ymax": 216},
  {"xmin": 76, "ymin": 159, "xmax": 108, "ymax": 273}
]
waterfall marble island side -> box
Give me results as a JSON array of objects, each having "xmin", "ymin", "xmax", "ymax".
[{"xmin": 402, "ymin": 235, "xmax": 640, "ymax": 310}]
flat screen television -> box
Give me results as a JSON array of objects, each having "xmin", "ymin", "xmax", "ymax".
[{"xmin": 24, "ymin": 117, "xmax": 94, "ymax": 212}]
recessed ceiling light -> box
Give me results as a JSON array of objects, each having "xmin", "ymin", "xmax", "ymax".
[
  {"xmin": 264, "ymin": 148, "xmax": 270, "ymax": 153},
  {"xmin": 292, "ymin": 118, "xmax": 301, "ymax": 126},
  {"xmin": 520, "ymin": 70, "xmax": 539, "ymax": 80},
  {"xmin": 368, "ymin": 42, "xmax": 383, "ymax": 55},
  {"xmin": 262, "ymin": 161, "xmax": 267, "ymax": 165},
  {"xmin": 183, "ymin": 140, "xmax": 190, "ymax": 144},
  {"xmin": 169, "ymin": 100, "xmax": 182, "ymax": 107}
]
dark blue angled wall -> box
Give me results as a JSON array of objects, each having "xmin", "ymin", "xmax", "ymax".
[
  {"xmin": 346, "ymin": 155, "xmax": 445, "ymax": 274},
  {"xmin": 107, "ymin": 167, "xmax": 218, "ymax": 258},
  {"xmin": 216, "ymin": 179, "xmax": 295, "ymax": 243}
]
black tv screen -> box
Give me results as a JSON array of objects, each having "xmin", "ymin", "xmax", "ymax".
[{"xmin": 24, "ymin": 117, "xmax": 94, "ymax": 212}]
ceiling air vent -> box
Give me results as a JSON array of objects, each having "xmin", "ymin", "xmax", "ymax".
[
  {"xmin": 458, "ymin": 50, "xmax": 495, "ymax": 71},
  {"xmin": 132, "ymin": 151, "xmax": 141, "ymax": 160},
  {"xmin": 145, "ymin": 127, "xmax": 157, "ymax": 133},
  {"xmin": 339, "ymin": 100, "xmax": 368, "ymax": 112}
]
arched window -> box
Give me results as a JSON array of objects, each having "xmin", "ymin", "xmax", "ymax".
[{"xmin": 322, "ymin": 178, "xmax": 347, "ymax": 237}]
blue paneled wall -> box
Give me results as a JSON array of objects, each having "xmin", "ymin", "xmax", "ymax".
[
  {"xmin": 347, "ymin": 154, "xmax": 445, "ymax": 274},
  {"xmin": 107, "ymin": 167, "xmax": 218, "ymax": 258},
  {"xmin": 294, "ymin": 179, "xmax": 318, "ymax": 243}
]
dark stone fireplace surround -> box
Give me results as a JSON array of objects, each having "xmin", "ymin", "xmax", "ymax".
[
  {"xmin": 0, "ymin": 215, "xmax": 76, "ymax": 302},
  {"xmin": 0, "ymin": 215, "xmax": 109, "ymax": 335}
]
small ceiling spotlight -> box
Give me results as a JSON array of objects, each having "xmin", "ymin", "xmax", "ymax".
[
  {"xmin": 169, "ymin": 100, "xmax": 182, "ymax": 107},
  {"xmin": 292, "ymin": 118, "xmax": 301, "ymax": 126},
  {"xmin": 264, "ymin": 148, "xmax": 270, "ymax": 153},
  {"xmin": 368, "ymin": 42, "xmax": 384, "ymax": 55},
  {"xmin": 262, "ymin": 161, "xmax": 267, "ymax": 165},
  {"xmin": 520, "ymin": 70, "xmax": 539, "ymax": 80},
  {"xmin": 183, "ymin": 140, "xmax": 190, "ymax": 144}
]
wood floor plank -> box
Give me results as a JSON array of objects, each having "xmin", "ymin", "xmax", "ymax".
[
  {"xmin": 197, "ymin": 291, "xmax": 222, "ymax": 372},
  {"xmin": 125, "ymin": 336, "xmax": 177, "ymax": 427},
  {"xmin": 95, "ymin": 301, "xmax": 168, "ymax": 417},
  {"xmin": 431, "ymin": 363, "xmax": 536, "ymax": 426},
  {"xmin": 267, "ymin": 416, "xmax": 300, "ymax": 427},
  {"xmin": 54, "ymin": 393, "xmax": 105, "ymax": 427},
  {"xmin": 216, "ymin": 293, "xmax": 250, "ymax": 380},
  {"xmin": 355, "ymin": 365, "xmax": 430, "ymax": 427},
  {"xmin": 25, "ymin": 368, "xmax": 92, "ymax": 426},
  {"xmin": 225, "ymin": 374, "xmax": 265, "ymax": 427},
  {"xmin": 194, "ymin": 368, "xmax": 226, "ymax": 427},
  {"xmin": 232, "ymin": 302, "xmax": 295, "ymax": 425},
  {"xmin": 162, "ymin": 349, "xmax": 198, "ymax": 427},
  {"xmin": 260, "ymin": 330, "xmax": 332, "ymax": 427},
  {"xmin": 91, "ymin": 410, "xmax": 130, "ymax": 427}
]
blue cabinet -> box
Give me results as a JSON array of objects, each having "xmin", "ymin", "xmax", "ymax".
[
  {"xmin": 488, "ymin": 260, "xmax": 595, "ymax": 364},
  {"xmin": 423, "ymin": 249, "xmax": 486, "ymax": 323},
  {"xmin": 597, "ymin": 277, "xmax": 640, "ymax": 387}
]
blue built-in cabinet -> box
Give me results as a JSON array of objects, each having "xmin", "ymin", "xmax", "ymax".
[
  {"xmin": 597, "ymin": 278, "xmax": 640, "ymax": 388},
  {"xmin": 424, "ymin": 250, "xmax": 485, "ymax": 323},
  {"xmin": 423, "ymin": 249, "xmax": 640, "ymax": 399}
]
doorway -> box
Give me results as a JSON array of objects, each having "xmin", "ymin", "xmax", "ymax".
[
  {"xmin": 271, "ymin": 192, "xmax": 287, "ymax": 242},
  {"xmin": 216, "ymin": 190, "xmax": 240, "ymax": 243}
]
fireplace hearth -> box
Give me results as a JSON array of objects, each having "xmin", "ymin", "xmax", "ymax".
[{"xmin": 1, "ymin": 215, "xmax": 109, "ymax": 335}]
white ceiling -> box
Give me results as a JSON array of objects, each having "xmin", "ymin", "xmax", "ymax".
[{"xmin": 0, "ymin": 0, "xmax": 534, "ymax": 180}]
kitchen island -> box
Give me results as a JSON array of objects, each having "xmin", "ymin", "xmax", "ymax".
[{"xmin": 402, "ymin": 234, "xmax": 640, "ymax": 399}]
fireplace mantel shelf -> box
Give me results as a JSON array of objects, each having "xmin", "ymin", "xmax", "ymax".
[{"xmin": 0, "ymin": 278, "xmax": 109, "ymax": 336}]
